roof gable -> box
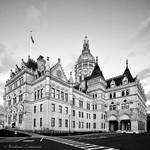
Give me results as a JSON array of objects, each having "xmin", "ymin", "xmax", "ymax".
[{"xmin": 50, "ymin": 62, "xmax": 68, "ymax": 82}]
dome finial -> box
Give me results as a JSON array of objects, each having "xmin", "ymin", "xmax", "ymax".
[
  {"xmin": 96, "ymin": 56, "xmax": 98, "ymax": 64},
  {"xmin": 84, "ymin": 35, "xmax": 88, "ymax": 42},
  {"xmin": 83, "ymin": 35, "xmax": 89, "ymax": 50},
  {"xmin": 126, "ymin": 59, "xmax": 128, "ymax": 68}
]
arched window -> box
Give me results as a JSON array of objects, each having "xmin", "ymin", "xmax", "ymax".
[
  {"xmin": 121, "ymin": 99, "xmax": 129, "ymax": 109},
  {"xmin": 109, "ymin": 102, "xmax": 116, "ymax": 110}
]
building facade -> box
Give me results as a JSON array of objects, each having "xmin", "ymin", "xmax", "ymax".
[{"xmin": 4, "ymin": 37, "xmax": 147, "ymax": 133}]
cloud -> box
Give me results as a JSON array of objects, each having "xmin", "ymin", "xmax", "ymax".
[
  {"xmin": 0, "ymin": 44, "xmax": 17, "ymax": 73},
  {"xmin": 138, "ymin": 67, "xmax": 150, "ymax": 80},
  {"xmin": 126, "ymin": 16, "xmax": 150, "ymax": 57}
]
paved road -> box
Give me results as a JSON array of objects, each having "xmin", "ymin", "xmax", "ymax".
[{"xmin": 0, "ymin": 136, "xmax": 118, "ymax": 150}]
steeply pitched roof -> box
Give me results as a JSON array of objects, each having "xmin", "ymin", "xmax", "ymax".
[
  {"xmin": 86, "ymin": 63, "xmax": 105, "ymax": 80},
  {"xmin": 106, "ymin": 66, "xmax": 136, "ymax": 88}
]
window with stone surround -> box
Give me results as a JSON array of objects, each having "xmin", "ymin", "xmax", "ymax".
[
  {"xmin": 72, "ymin": 97, "xmax": 75, "ymax": 106},
  {"xmin": 93, "ymin": 114, "xmax": 96, "ymax": 119},
  {"xmin": 40, "ymin": 118, "xmax": 42, "ymax": 127},
  {"xmin": 65, "ymin": 107, "xmax": 68, "ymax": 114},
  {"xmin": 40, "ymin": 104, "xmax": 42, "ymax": 112},
  {"xmin": 65, "ymin": 93, "xmax": 68, "ymax": 102},
  {"xmin": 34, "ymin": 118, "xmax": 36, "ymax": 127},
  {"xmin": 65, "ymin": 119, "xmax": 68, "ymax": 128},
  {"xmin": 56, "ymin": 90, "xmax": 60, "ymax": 99},
  {"xmin": 51, "ymin": 118, "xmax": 55, "ymax": 127},
  {"xmin": 19, "ymin": 94, "xmax": 23, "ymax": 102},
  {"xmin": 72, "ymin": 110, "xmax": 75, "ymax": 116},
  {"xmin": 79, "ymin": 100, "xmax": 83, "ymax": 108},
  {"xmin": 59, "ymin": 118, "xmax": 62, "ymax": 127},
  {"xmin": 34, "ymin": 106, "xmax": 36, "ymax": 113},
  {"xmin": 93, "ymin": 123, "xmax": 96, "ymax": 129},
  {"xmin": 58, "ymin": 105, "xmax": 62, "ymax": 113},
  {"xmin": 19, "ymin": 114, "xmax": 23, "ymax": 124},
  {"xmin": 51, "ymin": 103, "xmax": 55, "ymax": 112},
  {"xmin": 41, "ymin": 88, "xmax": 43, "ymax": 98},
  {"xmin": 34, "ymin": 91, "xmax": 37, "ymax": 100},
  {"xmin": 51, "ymin": 88, "xmax": 55, "ymax": 98},
  {"xmin": 87, "ymin": 103, "xmax": 90, "ymax": 110},
  {"xmin": 72, "ymin": 121, "xmax": 75, "ymax": 128},
  {"xmin": 61, "ymin": 91, "xmax": 64, "ymax": 100}
]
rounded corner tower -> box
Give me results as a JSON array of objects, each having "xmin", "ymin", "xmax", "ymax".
[{"xmin": 75, "ymin": 36, "xmax": 95, "ymax": 83}]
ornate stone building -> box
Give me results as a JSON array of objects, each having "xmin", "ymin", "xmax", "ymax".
[{"xmin": 4, "ymin": 37, "xmax": 147, "ymax": 133}]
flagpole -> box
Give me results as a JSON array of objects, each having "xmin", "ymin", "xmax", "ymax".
[{"xmin": 29, "ymin": 30, "xmax": 32, "ymax": 57}]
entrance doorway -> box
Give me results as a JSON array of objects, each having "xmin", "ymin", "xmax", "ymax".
[
  {"xmin": 109, "ymin": 121, "xmax": 118, "ymax": 131},
  {"xmin": 120, "ymin": 120, "xmax": 131, "ymax": 131}
]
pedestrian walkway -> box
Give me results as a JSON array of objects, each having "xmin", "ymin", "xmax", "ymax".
[
  {"xmin": 0, "ymin": 137, "xmax": 26, "ymax": 143},
  {"xmin": 43, "ymin": 136, "xmax": 118, "ymax": 150}
]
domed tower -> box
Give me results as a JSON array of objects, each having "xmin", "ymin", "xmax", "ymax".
[{"xmin": 75, "ymin": 36, "xmax": 95, "ymax": 83}]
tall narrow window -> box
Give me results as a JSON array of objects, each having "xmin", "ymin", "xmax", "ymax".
[
  {"xmin": 40, "ymin": 104, "xmax": 42, "ymax": 112},
  {"xmin": 41, "ymin": 89, "xmax": 43, "ymax": 98},
  {"xmin": 65, "ymin": 93, "xmax": 68, "ymax": 102},
  {"xmin": 93, "ymin": 123, "xmax": 96, "ymax": 129},
  {"xmin": 34, "ymin": 91, "xmax": 36, "ymax": 100},
  {"xmin": 58, "ymin": 105, "xmax": 62, "ymax": 113},
  {"xmin": 126, "ymin": 89, "xmax": 129, "ymax": 96},
  {"xmin": 40, "ymin": 118, "xmax": 42, "ymax": 127},
  {"xmin": 19, "ymin": 114, "xmax": 23, "ymax": 124},
  {"xmin": 87, "ymin": 103, "xmax": 90, "ymax": 110},
  {"xmin": 56, "ymin": 90, "xmax": 60, "ymax": 99},
  {"xmin": 72, "ymin": 97, "xmax": 75, "ymax": 106},
  {"xmin": 65, "ymin": 119, "xmax": 68, "ymax": 128},
  {"xmin": 65, "ymin": 107, "xmax": 68, "ymax": 114},
  {"xmin": 95, "ymin": 104, "xmax": 97, "ymax": 110},
  {"xmin": 72, "ymin": 110, "xmax": 75, "ymax": 116},
  {"xmin": 51, "ymin": 104, "xmax": 55, "ymax": 112},
  {"xmin": 34, "ymin": 119, "xmax": 36, "ymax": 127},
  {"xmin": 51, "ymin": 118, "xmax": 55, "ymax": 127},
  {"xmin": 51, "ymin": 88, "xmax": 55, "ymax": 98},
  {"xmin": 113, "ymin": 92, "xmax": 116, "ymax": 98},
  {"xmin": 61, "ymin": 91, "xmax": 64, "ymax": 100},
  {"xmin": 13, "ymin": 97, "xmax": 16, "ymax": 104},
  {"xmin": 37, "ymin": 90, "xmax": 40, "ymax": 99},
  {"xmin": 72, "ymin": 121, "xmax": 75, "ymax": 128},
  {"xmin": 59, "ymin": 119, "xmax": 62, "ymax": 127},
  {"xmin": 79, "ymin": 100, "xmax": 83, "ymax": 108},
  {"xmin": 122, "ymin": 91, "xmax": 125, "ymax": 97},
  {"xmin": 34, "ymin": 106, "xmax": 36, "ymax": 113},
  {"xmin": 110, "ymin": 93, "xmax": 112, "ymax": 99},
  {"xmin": 82, "ymin": 112, "xmax": 84, "ymax": 118},
  {"xmin": 93, "ymin": 114, "xmax": 96, "ymax": 119}
]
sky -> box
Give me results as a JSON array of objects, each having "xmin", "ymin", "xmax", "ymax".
[{"xmin": 0, "ymin": 0, "xmax": 150, "ymax": 111}]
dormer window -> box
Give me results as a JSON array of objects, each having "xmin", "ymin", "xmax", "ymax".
[
  {"xmin": 110, "ymin": 80, "xmax": 115, "ymax": 88},
  {"xmin": 122, "ymin": 76, "xmax": 128, "ymax": 85}
]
